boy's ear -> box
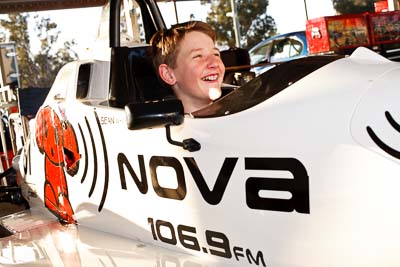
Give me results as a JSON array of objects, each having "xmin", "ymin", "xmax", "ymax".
[{"xmin": 158, "ymin": 64, "xmax": 176, "ymax": 85}]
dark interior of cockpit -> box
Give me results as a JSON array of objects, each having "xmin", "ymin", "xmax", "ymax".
[{"xmin": 108, "ymin": 46, "xmax": 174, "ymax": 107}]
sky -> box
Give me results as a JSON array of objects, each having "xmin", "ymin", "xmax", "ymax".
[
  {"xmin": 268, "ymin": 0, "xmax": 335, "ymax": 33},
  {"xmin": 7, "ymin": 0, "xmax": 336, "ymax": 57},
  {"xmin": 158, "ymin": 0, "xmax": 336, "ymax": 33}
]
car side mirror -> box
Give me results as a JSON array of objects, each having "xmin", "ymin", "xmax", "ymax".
[{"xmin": 125, "ymin": 98, "xmax": 184, "ymax": 130}]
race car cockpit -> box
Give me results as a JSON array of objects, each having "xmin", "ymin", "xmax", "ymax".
[
  {"xmin": 72, "ymin": 0, "xmax": 345, "ymax": 132},
  {"xmin": 193, "ymin": 54, "xmax": 344, "ymax": 118}
]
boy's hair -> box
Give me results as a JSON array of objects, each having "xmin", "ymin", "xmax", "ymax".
[{"xmin": 150, "ymin": 21, "xmax": 216, "ymax": 72}]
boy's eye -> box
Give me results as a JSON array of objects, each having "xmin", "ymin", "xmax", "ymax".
[{"xmin": 193, "ymin": 54, "xmax": 202, "ymax": 59}]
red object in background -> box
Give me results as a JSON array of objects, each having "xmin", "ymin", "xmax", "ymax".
[
  {"xmin": 306, "ymin": 13, "xmax": 370, "ymax": 55},
  {"xmin": 374, "ymin": 1, "xmax": 400, "ymax": 12},
  {"xmin": 9, "ymin": 105, "xmax": 18, "ymax": 114},
  {"xmin": 307, "ymin": 10, "xmax": 400, "ymax": 55},
  {"xmin": 369, "ymin": 10, "xmax": 400, "ymax": 45},
  {"xmin": 375, "ymin": 1, "xmax": 389, "ymax": 12},
  {"xmin": 0, "ymin": 150, "xmax": 14, "ymax": 170}
]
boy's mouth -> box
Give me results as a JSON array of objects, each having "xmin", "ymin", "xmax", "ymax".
[{"xmin": 201, "ymin": 74, "xmax": 218, "ymax": 81}]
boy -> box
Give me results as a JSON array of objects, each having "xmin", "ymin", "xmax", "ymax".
[{"xmin": 150, "ymin": 21, "xmax": 225, "ymax": 113}]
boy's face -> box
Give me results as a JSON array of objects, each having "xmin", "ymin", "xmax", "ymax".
[{"xmin": 170, "ymin": 31, "xmax": 225, "ymax": 110}]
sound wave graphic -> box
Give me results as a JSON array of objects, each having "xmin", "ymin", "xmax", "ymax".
[
  {"xmin": 367, "ymin": 111, "xmax": 400, "ymax": 160},
  {"xmin": 77, "ymin": 110, "xmax": 110, "ymax": 212}
]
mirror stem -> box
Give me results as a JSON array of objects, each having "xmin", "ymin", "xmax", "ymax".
[{"xmin": 165, "ymin": 125, "xmax": 201, "ymax": 152}]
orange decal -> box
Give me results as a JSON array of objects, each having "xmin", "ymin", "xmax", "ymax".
[{"xmin": 36, "ymin": 106, "xmax": 80, "ymax": 224}]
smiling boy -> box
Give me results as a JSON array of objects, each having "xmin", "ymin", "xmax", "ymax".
[{"xmin": 150, "ymin": 21, "xmax": 225, "ymax": 113}]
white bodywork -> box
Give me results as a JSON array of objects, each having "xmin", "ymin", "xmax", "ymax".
[{"xmin": 0, "ymin": 47, "xmax": 399, "ymax": 266}]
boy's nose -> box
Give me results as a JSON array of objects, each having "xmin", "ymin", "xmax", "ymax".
[{"xmin": 207, "ymin": 56, "xmax": 220, "ymax": 68}]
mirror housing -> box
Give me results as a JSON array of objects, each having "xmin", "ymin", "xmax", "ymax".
[{"xmin": 125, "ymin": 99, "xmax": 184, "ymax": 130}]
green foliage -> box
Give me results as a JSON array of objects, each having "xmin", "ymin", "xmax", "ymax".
[
  {"xmin": 332, "ymin": 0, "xmax": 378, "ymax": 14},
  {"xmin": 0, "ymin": 13, "xmax": 77, "ymax": 88},
  {"xmin": 202, "ymin": 0, "xmax": 276, "ymax": 49}
]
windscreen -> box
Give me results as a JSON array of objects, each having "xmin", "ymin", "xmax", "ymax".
[{"xmin": 193, "ymin": 55, "xmax": 343, "ymax": 118}]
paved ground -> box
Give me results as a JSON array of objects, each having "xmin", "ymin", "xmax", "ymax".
[
  {"xmin": 0, "ymin": 170, "xmax": 29, "ymax": 217},
  {"xmin": 0, "ymin": 192, "xmax": 28, "ymax": 217},
  {"xmin": 0, "ymin": 202, "xmax": 27, "ymax": 217}
]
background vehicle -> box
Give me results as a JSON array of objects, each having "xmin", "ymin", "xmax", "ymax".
[{"xmin": 248, "ymin": 31, "xmax": 308, "ymax": 75}]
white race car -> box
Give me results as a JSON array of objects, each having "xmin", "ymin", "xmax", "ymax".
[{"xmin": 1, "ymin": 0, "xmax": 400, "ymax": 266}]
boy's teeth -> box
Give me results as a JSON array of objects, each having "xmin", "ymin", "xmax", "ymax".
[{"xmin": 202, "ymin": 75, "xmax": 218, "ymax": 81}]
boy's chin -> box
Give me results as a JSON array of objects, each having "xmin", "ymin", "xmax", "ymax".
[{"xmin": 208, "ymin": 87, "xmax": 222, "ymax": 100}]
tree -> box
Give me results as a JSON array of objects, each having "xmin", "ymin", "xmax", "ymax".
[
  {"xmin": 0, "ymin": 13, "xmax": 77, "ymax": 89},
  {"xmin": 202, "ymin": 0, "xmax": 276, "ymax": 49},
  {"xmin": 332, "ymin": 0, "xmax": 378, "ymax": 14},
  {"xmin": 1, "ymin": 13, "xmax": 35, "ymax": 88}
]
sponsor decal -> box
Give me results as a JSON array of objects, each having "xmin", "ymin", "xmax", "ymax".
[
  {"xmin": 119, "ymin": 155, "xmax": 310, "ymax": 213},
  {"xmin": 149, "ymin": 217, "xmax": 267, "ymax": 266},
  {"xmin": 35, "ymin": 106, "xmax": 80, "ymax": 223}
]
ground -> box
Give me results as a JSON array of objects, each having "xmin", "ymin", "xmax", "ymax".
[{"xmin": 0, "ymin": 194, "xmax": 28, "ymax": 217}]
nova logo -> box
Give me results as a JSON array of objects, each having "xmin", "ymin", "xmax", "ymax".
[{"xmin": 118, "ymin": 155, "xmax": 310, "ymax": 214}]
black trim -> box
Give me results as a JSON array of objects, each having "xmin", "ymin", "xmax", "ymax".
[
  {"xmin": 85, "ymin": 117, "xmax": 98, "ymax": 197},
  {"xmin": 385, "ymin": 111, "xmax": 400, "ymax": 133},
  {"xmin": 367, "ymin": 126, "xmax": 400, "ymax": 160},
  {"xmin": 94, "ymin": 111, "xmax": 109, "ymax": 212},
  {"xmin": 78, "ymin": 124, "xmax": 89, "ymax": 183},
  {"xmin": 109, "ymin": 0, "xmax": 121, "ymax": 48}
]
